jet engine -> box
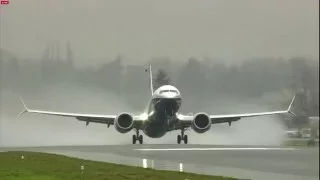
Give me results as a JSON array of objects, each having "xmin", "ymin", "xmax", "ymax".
[
  {"xmin": 114, "ymin": 113, "xmax": 134, "ymax": 133},
  {"xmin": 191, "ymin": 113, "xmax": 211, "ymax": 133}
]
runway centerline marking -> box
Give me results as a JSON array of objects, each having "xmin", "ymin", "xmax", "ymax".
[{"xmin": 133, "ymin": 147, "xmax": 298, "ymax": 151}]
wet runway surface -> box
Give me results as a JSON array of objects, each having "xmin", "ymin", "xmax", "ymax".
[{"xmin": 1, "ymin": 144, "xmax": 319, "ymax": 180}]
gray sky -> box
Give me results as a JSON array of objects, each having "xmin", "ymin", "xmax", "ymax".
[{"xmin": 0, "ymin": 0, "xmax": 318, "ymax": 65}]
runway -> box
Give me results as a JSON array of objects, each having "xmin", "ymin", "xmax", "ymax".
[{"xmin": 0, "ymin": 145, "xmax": 318, "ymax": 180}]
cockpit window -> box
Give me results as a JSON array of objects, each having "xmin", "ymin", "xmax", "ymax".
[
  {"xmin": 160, "ymin": 90, "xmax": 170, "ymax": 94},
  {"xmin": 160, "ymin": 90, "xmax": 178, "ymax": 94}
]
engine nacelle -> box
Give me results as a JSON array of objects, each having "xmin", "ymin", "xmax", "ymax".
[
  {"xmin": 114, "ymin": 113, "xmax": 134, "ymax": 133},
  {"xmin": 191, "ymin": 113, "xmax": 211, "ymax": 133}
]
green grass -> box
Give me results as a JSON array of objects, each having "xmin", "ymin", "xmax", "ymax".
[
  {"xmin": 282, "ymin": 139, "xmax": 319, "ymax": 147},
  {"xmin": 0, "ymin": 151, "xmax": 237, "ymax": 180}
]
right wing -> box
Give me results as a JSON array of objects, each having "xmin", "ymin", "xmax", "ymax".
[
  {"xmin": 17, "ymin": 98, "xmax": 143, "ymax": 128},
  {"xmin": 174, "ymin": 96, "xmax": 296, "ymax": 130}
]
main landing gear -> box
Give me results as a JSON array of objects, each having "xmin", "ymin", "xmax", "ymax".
[
  {"xmin": 177, "ymin": 129, "xmax": 188, "ymax": 144},
  {"xmin": 132, "ymin": 129, "xmax": 143, "ymax": 144}
]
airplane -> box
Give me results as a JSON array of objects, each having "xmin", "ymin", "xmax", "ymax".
[{"xmin": 18, "ymin": 64, "xmax": 296, "ymax": 144}]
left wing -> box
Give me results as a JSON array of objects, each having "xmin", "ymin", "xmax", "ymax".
[
  {"xmin": 17, "ymin": 98, "xmax": 143, "ymax": 128},
  {"xmin": 175, "ymin": 96, "xmax": 296, "ymax": 129}
]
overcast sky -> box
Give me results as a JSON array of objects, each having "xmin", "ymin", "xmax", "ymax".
[{"xmin": 0, "ymin": 0, "xmax": 318, "ymax": 65}]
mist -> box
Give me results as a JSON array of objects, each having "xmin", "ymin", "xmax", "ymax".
[
  {"xmin": 1, "ymin": 84, "xmax": 286, "ymax": 147},
  {"xmin": 155, "ymin": 94, "xmax": 287, "ymax": 145},
  {"xmin": 1, "ymin": 85, "xmax": 135, "ymax": 147},
  {"xmin": 1, "ymin": 55, "xmax": 318, "ymax": 148},
  {"xmin": 0, "ymin": 0, "xmax": 318, "ymax": 147}
]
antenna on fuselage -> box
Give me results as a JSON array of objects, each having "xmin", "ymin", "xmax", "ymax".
[{"xmin": 145, "ymin": 64, "xmax": 154, "ymax": 96}]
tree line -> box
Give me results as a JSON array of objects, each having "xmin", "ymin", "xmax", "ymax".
[{"xmin": 0, "ymin": 51, "xmax": 319, "ymax": 124}]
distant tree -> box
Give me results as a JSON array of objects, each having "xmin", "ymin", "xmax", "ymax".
[
  {"xmin": 290, "ymin": 90, "xmax": 310, "ymax": 129},
  {"xmin": 0, "ymin": 53, "xmax": 3, "ymax": 90},
  {"xmin": 290, "ymin": 57, "xmax": 319, "ymax": 116},
  {"xmin": 7, "ymin": 57, "xmax": 20, "ymax": 89},
  {"xmin": 96, "ymin": 55, "xmax": 124, "ymax": 93},
  {"xmin": 153, "ymin": 69, "xmax": 171, "ymax": 90},
  {"xmin": 66, "ymin": 41, "xmax": 74, "ymax": 68},
  {"xmin": 176, "ymin": 57, "xmax": 207, "ymax": 96}
]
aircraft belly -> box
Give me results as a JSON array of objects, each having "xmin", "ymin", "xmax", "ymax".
[
  {"xmin": 143, "ymin": 98, "xmax": 180, "ymax": 138},
  {"xmin": 143, "ymin": 125, "xmax": 166, "ymax": 138}
]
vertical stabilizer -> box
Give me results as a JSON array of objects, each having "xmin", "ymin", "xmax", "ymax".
[{"xmin": 146, "ymin": 64, "xmax": 154, "ymax": 96}]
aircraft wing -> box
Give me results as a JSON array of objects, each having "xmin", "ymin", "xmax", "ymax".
[
  {"xmin": 17, "ymin": 98, "xmax": 143, "ymax": 128},
  {"xmin": 175, "ymin": 96, "xmax": 296, "ymax": 129}
]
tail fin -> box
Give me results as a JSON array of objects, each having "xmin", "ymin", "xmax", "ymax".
[{"xmin": 145, "ymin": 64, "xmax": 154, "ymax": 96}]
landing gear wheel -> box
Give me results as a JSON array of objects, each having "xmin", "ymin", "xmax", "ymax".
[
  {"xmin": 177, "ymin": 135, "xmax": 181, "ymax": 144},
  {"xmin": 178, "ymin": 128, "xmax": 187, "ymax": 144},
  {"xmin": 133, "ymin": 129, "xmax": 143, "ymax": 144},
  {"xmin": 183, "ymin": 135, "xmax": 188, "ymax": 144},
  {"xmin": 132, "ymin": 135, "xmax": 137, "ymax": 144},
  {"xmin": 138, "ymin": 135, "xmax": 143, "ymax": 144}
]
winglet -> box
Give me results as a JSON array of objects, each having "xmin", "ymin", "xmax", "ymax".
[
  {"xmin": 287, "ymin": 95, "xmax": 297, "ymax": 117},
  {"xmin": 17, "ymin": 98, "xmax": 29, "ymax": 117}
]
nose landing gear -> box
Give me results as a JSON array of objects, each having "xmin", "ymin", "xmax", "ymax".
[{"xmin": 177, "ymin": 129, "xmax": 188, "ymax": 144}]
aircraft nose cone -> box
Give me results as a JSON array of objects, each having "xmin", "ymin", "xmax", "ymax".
[{"xmin": 166, "ymin": 93, "xmax": 176, "ymax": 98}]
